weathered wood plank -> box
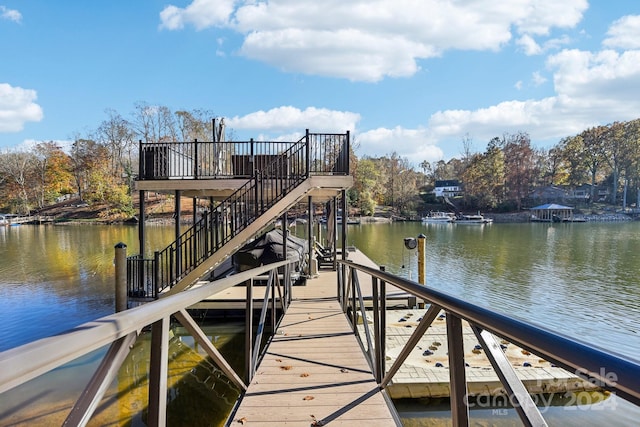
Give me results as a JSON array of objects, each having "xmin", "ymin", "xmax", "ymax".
[{"xmin": 232, "ymin": 267, "xmax": 399, "ymax": 426}]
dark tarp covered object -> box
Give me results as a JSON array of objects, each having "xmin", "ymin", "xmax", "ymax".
[{"xmin": 233, "ymin": 229, "xmax": 308, "ymax": 274}]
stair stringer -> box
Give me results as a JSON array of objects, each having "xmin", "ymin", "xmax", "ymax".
[{"xmin": 161, "ymin": 178, "xmax": 316, "ymax": 297}]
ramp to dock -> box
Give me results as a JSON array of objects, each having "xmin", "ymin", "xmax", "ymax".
[{"xmin": 231, "ymin": 268, "xmax": 399, "ymax": 426}]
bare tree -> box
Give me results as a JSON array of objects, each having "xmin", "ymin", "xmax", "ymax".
[{"xmin": 0, "ymin": 149, "xmax": 35, "ymax": 214}]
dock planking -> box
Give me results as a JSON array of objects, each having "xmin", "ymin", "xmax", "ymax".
[{"xmin": 230, "ymin": 261, "xmax": 400, "ymax": 426}]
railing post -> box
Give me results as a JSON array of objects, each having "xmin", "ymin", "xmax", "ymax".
[
  {"xmin": 305, "ymin": 129, "xmax": 310, "ymax": 177},
  {"xmin": 379, "ymin": 266, "xmax": 386, "ymax": 382},
  {"xmin": 203, "ymin": 210, "xmax": 209, "ymax": 256},
  {"xmin": 446, "ymin": 313, "xmax": 470, "ymax": 426},
  {"xmin": 250, "ymin": 138, "xmax": 255, "ymax": 177},
  {"xmin": 245, "ymin": 277, "xmax": 254, "ymax": 384},
  {"xmin": 351, "ymin": 270, "xmax": 357, "ymax": 330},
  {"xmin": 153, "ymin": 251, "xmax": 160, "ymax": 298},
  {"xmin": 372, "ymin": 274, "xmax": 381, "ymax": 383},
  {"xmin": 114, "ymin": 243, "xmax": 127, "ymax": 312},
  {"xmin": 194, "ymin": 139, "xmax": 199, "ymax": 179},
  {"xmin": 148, "ymin": 316, "xmax": 169, "ymax": 427},
  {"xmin": 345, "ymin": 130, "xmax": 350, "ymax": 174},
  {"xmin": 138, "ymin": 140, "xmax": 143, "ymax": 179}
]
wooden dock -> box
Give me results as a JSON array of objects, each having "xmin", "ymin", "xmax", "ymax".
[
  {"xmin": 230, "ymin": 260, "xmax": 400, "ymax": 426},
  {"xmin": 227, "ymin": 248, "xmax": 595, "ymax": 424}
]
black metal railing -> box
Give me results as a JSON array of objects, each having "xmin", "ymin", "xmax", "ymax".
[
  {"xmin": 338, "ymin": 259, "xmax": 640, "ymax": 426},
  {"xmin": 128, "ymin": 131, "xmax": 350, "ymax": 298},
  {"xmin": 138, "ymin": 131, "xmax": 350, "ymax": 179}
]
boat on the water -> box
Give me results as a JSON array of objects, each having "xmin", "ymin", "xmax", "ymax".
[
  {"xmin": 421, "ymin": 211, "xmax": 455, "ymax": 223},
  {"xmin": 455, "ymin": 213, "xmax": 493, "ymax": 224}
]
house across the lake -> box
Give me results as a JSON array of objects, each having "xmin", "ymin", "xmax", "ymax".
[{"xmin": 433, "ymin": 180, "xmax": 462, "ymax": 198}]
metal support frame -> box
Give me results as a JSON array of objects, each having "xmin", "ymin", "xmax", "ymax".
[
  {"xmin": 446, "ymin": 313, "xmax": 469, "ymax": 426},
  {"xmin": 337, "ymin": 259, "xmax": 640, "ymax": 426},
  {"xmin": 307, "ymin": 196, "xmax": 314, "ymax": 277},
  {"xmin": 139, "ymin": 190, "xmax": 146, "ymax": 256},
  {"xmin": 148, "ymin": 316, "xmax": 170, "ymax": 427},
  {"xmin": 341, "ymin": 189, "xmax": 347, "ymax": 262},
  {"xmin": 472, "ymin": 326, "xmax": 547, "ymax": 427},
  {"xmin": 63, "ymin": 332, "xmax": 138, "ymax": 427},
  {"xmin": 174, "ymin": 310, "xmax": 247, "ymax": 391},
  {"xmin": 245, "ymin": 277, "xmax": 254, "ymax": 384},
  {"xmin": 381, "ymin": 303, "xmax": 440, "ymax": 389},
  {"xmin": 0, "ymin": 260, "xmax": 297, "ymax": 427}
]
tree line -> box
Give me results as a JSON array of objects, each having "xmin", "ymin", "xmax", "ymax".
[
  {"xmin": 1, "ymin": 103, "xmax": 638, "ymax": 218},
  {"xmin": 348, "ymin": 118, "xmax": 640, "ymax": 216},
  {"xmin": 0, "ymin": 103, "xmax": 218, "ymax": 216}
]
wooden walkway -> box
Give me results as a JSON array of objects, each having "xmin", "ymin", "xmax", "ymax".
[{"xmin": 231, "ymin": 264, "xmax": 399, "ymax": 426}]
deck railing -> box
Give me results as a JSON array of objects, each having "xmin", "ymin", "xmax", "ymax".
[
  {"xmin": 138, "ymin": 131, "xmax": 350, "ymax": 180},
  {"xmin": 0, "ymin": 260, "xmax": 296, "ymax": 426},
  {"xmin": 129, "ymin": 131, "xmax": 350, "ymax": 298},
  {"xmin": 337, "ymin": 259, "xmax": 640, "ymax": 427}
]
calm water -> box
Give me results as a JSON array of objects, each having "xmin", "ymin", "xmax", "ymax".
[
  {"xmin": 344, "ymin": 221, "xmax": 640, "ymax": 426},
  {"xmin": 0, "ymin": 222, "xmax": 639, "ymax": 425}
]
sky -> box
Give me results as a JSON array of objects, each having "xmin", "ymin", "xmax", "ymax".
[{"xmin": 2, "ymin": 1, "xmax": 640, "ymax": 165}]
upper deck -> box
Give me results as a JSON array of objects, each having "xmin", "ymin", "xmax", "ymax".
[{"xmin": 134, "ymin": 131, "xmax": 353, "ymax": 202}]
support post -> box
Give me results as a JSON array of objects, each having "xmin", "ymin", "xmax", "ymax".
[
  {"xmin": 148, "ymin": 316, "xmax": 169, "ymax": 427},
  {"xmin": 418, "ymin": 233, "xmax": 427, "ymax": 308},
  {"xmin": 307, "ymin": 196, "xmax": 315, "ymax": 276},
  {"xmin": 139, "ymin": 190, "xmax": 146, "ymax": 256},
  {"xmin": 341, "ymin": 189, "xmax": 347, "ymax": 261},
  {"xmin": 245, "ymin": 277, "xmax": 254, "ymax": 384},
  {"xmin": 417, "ymin": 233, "xmax": 426, "ymax": 285},
  {"xmin": 175, "ymin": 190, "xmax": 181, "ymax": 274},
  {"xmin": 332, "ymin": 196, "xmax": 338, "ymax": 270},
  {"xmin": 174, "ymin": 190, "xmax": 181, "ymax": 240},
  {"xmin": 193, "ymin": 197, "xmax": 197, "ymax": 223},
  {"xmin": 446, "ymin": 313, "xmax": 470, "ymax": 426},
  {"xmin": 379, "ymin": 266, "xmax": 386, "ymax": 382},
  {"xmin": 114, "ymin": 242, "xmax": 127, "ymax": 312},
  {"xmin": 281, "ymin": 211, "xmax": 288, "ymax": 304}
]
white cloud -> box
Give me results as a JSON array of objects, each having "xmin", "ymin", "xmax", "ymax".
[
  {"xmin": 357, "ymin": 126, "xmax": 444, "ymax": 162},
  {"xmin": 418, "ymin": 46, "xmax": 640, "ymax": 159},
  {"xmin": 226, "ymin": 42, "xmax": 640, "ymax": 164},
  {"xmin": 159, "ymin": 0, "xmax": 235, "ymax": 30},
  {"xmin": 547, "ymin": 49, "xmax": 640, "ymax": 104},
  {"xmin": 532, "ymin": 71, "xmax": 547, "ymax": 86},
  {"xmin": 603, "ymin": 15, "xmax": 640, "ymax": 49},
  {"xmin": 517, "ymin": 35, "xmax": 542, "ymax": 55},
  {"xmin": 160, "ymin": 0, "xmax": 588, "ymax": 81},
  {"xmin": 515, "ymin": 80, "xmax": 523, "ymax": 90},
  {"xmin": 518, "ymin": 34, "xmax": 572, "ymax": 56},
  {"xmin": 0, "ymin": 5, "xmax": 22, "ymax": 23},
  {"xmin": 226, "ymin": 106, "xmax": 360, "ymax": 134},
  {"xmin": 0, "ymin": 83, "xmax": 44, "ymax": 133}
]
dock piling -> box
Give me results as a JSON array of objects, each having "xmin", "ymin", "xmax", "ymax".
[{"xmin": 114, "ymin": 242, "xmax": 127, "ymax": 312}]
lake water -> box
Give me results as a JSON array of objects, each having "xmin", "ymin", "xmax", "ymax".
[{"xmin": 0, "ymin": 222, "xmax": 639, "ymax": 426}]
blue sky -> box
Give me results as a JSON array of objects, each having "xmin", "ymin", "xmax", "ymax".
[{"xmin": 2, "ymin": 1, "xmax": 640, "ymax": 164}]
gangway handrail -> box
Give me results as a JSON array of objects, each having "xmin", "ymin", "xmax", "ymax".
[
  {"xmin": 0, "ymin": 259, "xmax": 295, "ymax": 425},
  {"xmin": 337, "ymin": 259, "xmax": 640, "ymax": 426}
]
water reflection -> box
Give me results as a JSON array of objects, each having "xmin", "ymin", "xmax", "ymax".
[
  {"xmin": 0, "ymin": 322, "xmax": 244, "ymax": 427},
  {"xmin": 346, "ymin": 222, "xmax": 640, "ymax": 360},
  {"xmin": 1, "ymin": 222, "xmax": 639, "ymax": 426}
]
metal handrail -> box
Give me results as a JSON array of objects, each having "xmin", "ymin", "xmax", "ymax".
[
  {"xmin": 137, "ymin": 132, "xmax": 350, "ymax": 180},
  {"xmin": 337, "ymin": 260, "xmax": 640, "ymax": 426},
  {"xmin": 0, "ymin": 259, "xmax": 296, "ymax": 425}
]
